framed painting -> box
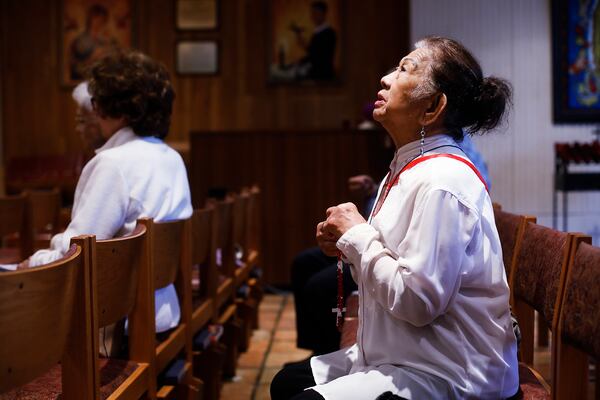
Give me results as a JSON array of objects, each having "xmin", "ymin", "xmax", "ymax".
[
  {"xmin": 552, "ymin": 0, "xmax": 600, "ymax": 122},
  {"xmin": 60, "ymin": 0, "xmax": 134, "ymax": 87},
  {"xmin": 268, "ymin": 0, "xmax": 342, "ymax": 85},
  {"xmin": 175, "ymin": 0, "xmax": 218, "ymax": 30},
  {"xmin": 176, "ymin": 40, "xmax": 219, "ymax": 75}
]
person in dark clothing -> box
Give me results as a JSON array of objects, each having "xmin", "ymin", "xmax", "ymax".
[{"xmin": 291, "ymin": 175, "xmax": 377, "ymax": 355}]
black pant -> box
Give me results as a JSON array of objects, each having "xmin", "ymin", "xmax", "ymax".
[
  {"xmin": 271, "ymin": 359, "xmax": 408, "ymax": 400},
  {"xmin": 291, "ymin": 247, "xmax": 358, "ymax": 355},
  {"xmin": 270, "ymin": 359, "xmax": 324, "ymax": 400}
]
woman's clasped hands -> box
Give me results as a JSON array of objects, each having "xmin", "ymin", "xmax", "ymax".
[{"xmin": 316, "ymin": 202, "xmax": 366, "ymax": 256}]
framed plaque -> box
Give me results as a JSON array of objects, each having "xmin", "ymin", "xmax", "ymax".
[
  {"xmin": 176, "ymin": 0, "xmax": 218, "ymax": 31},
  {"xmin": 176, "ymin": 40, "xmax": 219, "ymax": 75}
]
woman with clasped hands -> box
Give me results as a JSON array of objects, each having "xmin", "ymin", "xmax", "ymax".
[{"xmin": 271, "ymin": 36, "xmax": 519, "ymax": 400}]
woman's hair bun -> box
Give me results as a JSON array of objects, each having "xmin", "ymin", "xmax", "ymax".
[{"xmin": 469, "ymin": 76, "xmax": 512, "ymax": 133}]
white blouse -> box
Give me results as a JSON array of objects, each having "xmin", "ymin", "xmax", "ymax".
[
  {"xmin": 29, "ymin": 127, "xmax": 193, "ymax": 333},
  {"xmin": 310, "ymin": 135, "xmax": 519, "ymax": 399}
]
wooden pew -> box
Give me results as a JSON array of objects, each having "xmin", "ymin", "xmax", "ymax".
[
  {"xmin": 512, "ymin": 221, "xmax": 577, "ymax": 398},
  {"xmin": 231, "ymin": 190, "xmax": 261, "ymax": 352},
  {"xmin": 244, "ymin": 186, "xmax": 264, "ymax": 331},
  {"xmin": 90, "ymin": 223, "xmax": 156, "ymax": 399},
  {"xmin": 492, "ymin": 203, "xmax": 537, "ymax": 300},
  {"xmin": 0, "ymin": 242, "xmax": 94, "ymax": 399},
  {"xmin": 190, "ymin": 207, "xmax": 225, "ymax": 400},
  {"xmin": 211, "ymin": 199, "xmax": 241, "ymax": 379},
  {"xmin": 139, "ymin": 218, "xmax": 201, "ymax": 399},
  {"xmin": 554, "ymin": 235, "xmax": 598, "ymax": 400}
]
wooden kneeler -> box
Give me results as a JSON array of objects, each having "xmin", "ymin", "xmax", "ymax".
[
  {"xmin": 212, "ymin": 199, "xmax": 240, "ymax": 380},
  {"xmin": 244, "ymin": 186, "xmax": 263, "ymax": 332},
  {"xmin": 235, "ymin": 297, "xmax": 257, "ymax": 352},
  {"xmin": 194, "ymin": 342, "xmax": 227, "ymax": 400},
  {"xmin": 247, "ymin": 277, "xmax": 263, "ymax": 330},
  {"xmin": 190, "ymin": 206, "xmax": 224, "ymax": 400},
  {"xmin": 220, "ymin": 305, "xmax": 242, "ymax": 378}
]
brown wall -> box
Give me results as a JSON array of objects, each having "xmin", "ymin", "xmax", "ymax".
[{"xmin": 1, "ymin": 0, "xmax": 408, "ymax": 161}]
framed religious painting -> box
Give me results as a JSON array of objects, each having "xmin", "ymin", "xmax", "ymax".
[
  {"xmin": 176, "ymin": 40, "xmax": 219, "ymax": 75},
  {"xmin": 552, "ymin": 0, "xmax": 600, "ymax": 122},
  {"xmin": 175, "ymin": 0, "xmax": 219, "ymax": 30},
  {"xmin": 268, "ymin": 0, "xmax": 343, "ymax": 85},
  {"xmin": 60, "ymin": 0, "xmax": 134, "ymax": 87}
]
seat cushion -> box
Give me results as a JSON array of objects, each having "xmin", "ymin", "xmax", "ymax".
[
  {"xmin": 0, "ymin": 359, "xmax": 138, "ymax": 400},
  {"xmin": 519, "ymin": 363, "xmax": 550, "ymax": 400},
  {"xmin": 98, "ymin": 358, "xmax": 138, "ymax": 396}
]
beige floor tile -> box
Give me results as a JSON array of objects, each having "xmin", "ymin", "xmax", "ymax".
[
  {"xmin": 275, "ymin": 316, "xmax": 297, "ymax": 330},
  {"xmin": 270, "ymin": 340, "xmax": 303, "ymax": 354},
  {"xmin": 254, "ymin": 383, "xmax": 272, "ymax": 400},
  {"xmin": 259, "ymin": 312, "xmax": 278, "ymax": 331},
  {"xmin": 238, "ymin": 349, "xmax": 267, "ymax": 368},
  {"xmin": 273, "ymin": 329, "xmax": 297, "ymax": 341},
  {"xmin": 260, "ymin": 302, "xmax": 284, "ymax": 312},
  {"xmin": 265, "ymin": 349, "xmax": 312, "ymax": 368},
  {"xmin": 220, "ymin": 382, "xmax": 255, "ymax": 400},
  {"xmin": 262, "ymin": 294, "xmax": 284, "ymax": 305},
  {"xmin": 250, "ymin": 328, "xmax": 272, "ymax": 341},
  {"xmin": 230, "ymin": 367, "xmax": 260, "ymax": 383},
  {"xmin": 260, "ymin": 366, "xmax": 282, "ymax": 384}
]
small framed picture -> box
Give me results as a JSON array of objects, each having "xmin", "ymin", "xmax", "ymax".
[
  {"xmin": 175, "ymin": 0, "xmax": 218, "ymax": 30},
  {"xmin": 176, "ymin": 40, "xmax": 219, "ymax": 75}
]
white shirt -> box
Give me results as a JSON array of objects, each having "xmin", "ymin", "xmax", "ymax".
[
  {"xmin": 311, "ymin": 135, "xmax": 519, "ymax": 399},
  {"xmin": 29, "ymin": 127, "xmax": 193, "ymax": 333}
]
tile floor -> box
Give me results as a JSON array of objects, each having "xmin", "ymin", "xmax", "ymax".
[
  {"xmin": 220, "ymin": 294, "xmax": 594, "ymax": 399},
  {"xmin": 221, "ymin": 294, "xmax": 311, "ymax": 400}
]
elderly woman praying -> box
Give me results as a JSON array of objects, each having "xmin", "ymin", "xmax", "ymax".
[{"xmin": 271, "ymin": 36, "xmax": 519, "ymax": 400}]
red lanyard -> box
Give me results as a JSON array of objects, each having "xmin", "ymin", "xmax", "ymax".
[{"xmin": 371, "ymin": 153, "xmax": 489, "ymax": 218}]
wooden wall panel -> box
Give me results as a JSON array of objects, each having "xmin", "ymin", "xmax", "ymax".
[
  {"xmin": 190, "ymin": 129, "xmax": 392, "ymax": 286},
  {"xmin": 1, "ymin": 0, "xmax": 408, "ymax": 161},
  {"xmin": 1, "ymin": 0, "xmax": 78, "ymax": 159}
]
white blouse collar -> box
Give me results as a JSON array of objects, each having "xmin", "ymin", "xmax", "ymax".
[
  {"xmin": 389, "ymin": 134, "xmax": 458, "ymax": 173},
  {"xmin": 95, "ymin": 127, "xmax": 137, "ymax": 154}
]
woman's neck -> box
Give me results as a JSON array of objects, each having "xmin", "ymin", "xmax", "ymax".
[{"xmin": 388, "ymin": 125, "xmax": 449, "ymax": 149}]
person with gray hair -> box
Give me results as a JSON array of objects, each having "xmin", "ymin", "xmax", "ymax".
[
  {"xmin": 271, "ymin": 36, "xmax": 518, "ymax": 400},
  {"xmin": 72, "ymin": 81, "xmax": 106, "ymax": 154},
  {"xmin": 19, "ymin": 51, "xmax": 192, "ymax": 337}
]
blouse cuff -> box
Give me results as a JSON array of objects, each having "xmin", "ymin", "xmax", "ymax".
[{"xmin": 336, "ymin": 223, "xmax": 379, "ymax": 267}]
